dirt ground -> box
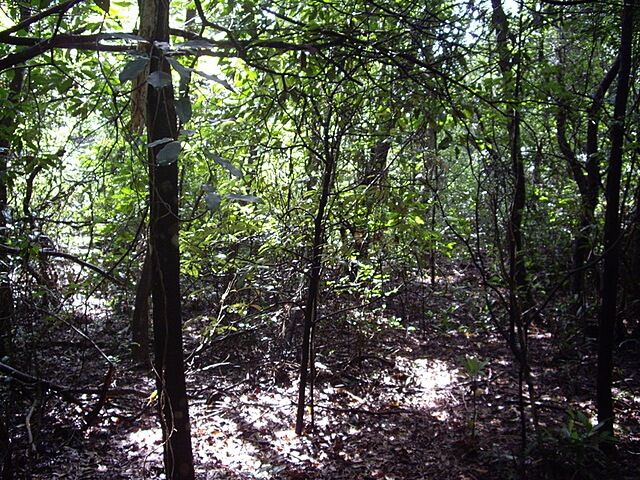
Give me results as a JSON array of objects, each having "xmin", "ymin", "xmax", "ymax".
[{"xmin": 2, "ymin": 275, "xmax": 639, "ymax": 479}]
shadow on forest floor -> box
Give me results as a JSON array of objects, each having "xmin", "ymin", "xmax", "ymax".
[{"xmin": 2, "ymin": 274, "xmax": 640, "ymax": 479}]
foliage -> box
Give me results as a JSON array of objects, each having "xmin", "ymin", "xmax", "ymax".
[
  {"xmin": 457, "ymin": 355, "xmax": 488, "ymax": 438},
  {"xmin": 0, "ymin": 0, "xmax": 639, "ymax": 477},
  {"xmin": 540, "ymin": 409, "xmax": 615, "ymax": 480}
]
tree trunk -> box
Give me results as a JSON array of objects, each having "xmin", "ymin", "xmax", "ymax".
[
  {"xmin": 141, "ymin": 0, "xmax": 195, "ymax": 477},
  {"xmin": 597, "ymin": 0, "xmax": 635, "ymax": 449},
  {"xmin": 557, "ymin": 58, "xmax": 619, "ymax": 320},
  {"xmin": 0, "ymin": 3, "xmax": 28, "ymax": 359},
  {"xmin": 130, "ymin": 251, "xmax": 151, "ymax": 363},
  {"xmin": 0, "ymin": 142, "xmax": 13, "ymax": 359},
  {"xmin": 491, "ymin": 0, "xmax": 541, "ymax": 454},
  {"xmin": 295, "ymin": 123, "xmax": 337, "ymax": 435},
  {"xmin": 0, "ymin": 59, "xmax": 25, "ymax": 359}
]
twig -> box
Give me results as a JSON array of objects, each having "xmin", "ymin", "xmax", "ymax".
[
  {"xmin": 0, "ymin": 361, "xmax": 67, "ymax": 391},
  {"xmin": 0, "ymin": 243, "xmax": 125, "ymax": 286},
  {"xmin": 25, "ymin": 400, "xmax": 38, "ymax": 454},
  {"xmin": 82, "ymin": 365, "xmax": 115, "ymax": 430},
  {"xmin": 0, "ymin": 361, "xmax": 145, "ymax": 398},
  {"xmin": 0, "ymin": 0, "xmax": 82, "ymax": 38},
  {"xmin": 45, "ymin": 311, "xmax": 114, "ymax": 366}
]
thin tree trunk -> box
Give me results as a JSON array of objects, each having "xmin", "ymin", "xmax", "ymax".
[
  {"xmin": 491, "ymin": 0, "xmax": 541, "ymax": 454},
  {"xmin": 597, "ymin": 0, "xmax": 635, "ymax": 449},
  {"xmin": 0, "ymin": 4, "xmax": 28, "ymax": 359},
  {"xmin": 130, "ymin": 251, "xmax": 151, "ymax": 363},
  {"xmin": 557, "ymin": 59, "xmax": 619, "ymax": 319},
  {"xmin": 0, "ymin": 56, "xmax": 26, "ymax": 359},
  {"xmin": 295, "ymin": 131, "xmax": 337, "ymax": 435},
  {"xmin": 141, "ymin": 0, "xmax": 195, "ymax": 477}
]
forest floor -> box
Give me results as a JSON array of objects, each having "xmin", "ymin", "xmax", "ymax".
[{"xmin": 3, "ymin": 269, "xmax": 640, "ymax": 479}]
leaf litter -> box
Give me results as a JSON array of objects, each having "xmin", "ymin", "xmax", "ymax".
[{"xmin": 2, "ymin": 272, "xmax": 640, "ymax": 479}]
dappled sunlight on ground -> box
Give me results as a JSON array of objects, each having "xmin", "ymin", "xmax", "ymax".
[
  {"xmin": 186, "ymin": 351, "xmax": 463, "ymax": 478},
  {"xmin": 118, "ymin": 345, "xmax": 466, "ymax": 479},
  {"xmin": 397, "ymin": 357, "xmax": 458, "ymax": 405},
  {"xmin": 7, "ymin": 282, "xmax": 640, "ymax": 479}
]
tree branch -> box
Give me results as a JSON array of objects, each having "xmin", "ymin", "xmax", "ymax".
[
  {"xmin": 0, "ymin": 33, "xmax": 139, "ymax": 72},
  {"xmin": 0, "ymin": 243, "xmax": 125, "ymax": 286},
  {"xmin": 540, "ymin": 0, "xmax": 604, "ymax": 5},
  {"xmin": 169, "ymin": 28, "xmax": 323, "ymax": 53},
  {"xmin": 0, "ymin": 360, "xmax": 68, "ymax": 391},
  {"xmin": 0, "ymin": 0, "xmax": 83, "ymax": 39}
]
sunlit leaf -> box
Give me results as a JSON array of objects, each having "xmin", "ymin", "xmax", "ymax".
[
  {"xmin": 156, "ymin": 141, "xmax": 181, "ymax": 165},
  {"xmin": 147, "ymin": 71, "xmax": 172, "ymax": 89},
  {"xmin": 119, "ymin": 56, "xmax": 149, "ymax": 83},
  {"xmin": 204, "ymin": 150, "xmax": 243, "ymax": 178}
]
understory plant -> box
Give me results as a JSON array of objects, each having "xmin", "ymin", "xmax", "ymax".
[
  {"xmin": 541, "ymin": 408, "xmax": 614, "ymax": 479},
  {"xmin": 458, "ymin": 355, "xmax": 488, "ymax": 438}
]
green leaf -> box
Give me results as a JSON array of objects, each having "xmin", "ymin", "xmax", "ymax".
[
  {"xmin": 156, "ymin": 141, "xmax": 181, "ymax": 165},
  {"xmin": 165, "ymin": 57, "xmax": 233, "ymax": 92},
  {"xmin": 147, "ymin": 137, "xmax": 173, "ymax": 148},
  {"xmin": 205, "ymin": 192, "xmax": 222, "ymax": 212},
  {"xmin": 204, "ymin": 150, "xmax": 243, "ymax": 178},
  {"xmin": 438, "ymin": 133, "xmax": 452, "ymax": 150},
  {"xmin": 94, "ymin": 0, "xmax": 110, "ymax": 12},
  {"xmin": 56, "ymin": 78, "xmax": 73, "ymax": 94},
  {"xmin": 147, "ymin": 71, "xmax": 172, "ymax": 89},
  {"xmin": 166, "ymin": 57, "xmax": 191, "ymax": 83},
  {"xmin": 167, "ymin": 57, "xmax": 192, "ymax": 93},
  {"xmin": 193, "ymin": 70, "xmax": 235, "ymax": 92},
  {"xmin": 225, "ymin": 194, "xmax": 261, "ymax": 203},
  {"xmin": 119, "ymin": 56, "xmax": 149, "ymax": 83},
  {"xmin": 175, "ymin": 96, "xmax": 192, "ymax": 124},
  {"xmin": 104, "ymin": 33, "xmax": 147, "ymax": 43}
]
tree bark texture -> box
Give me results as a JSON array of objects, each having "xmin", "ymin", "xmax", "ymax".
[
  {"xmin": 141, "ymin": 0, "xmax": 195, "ymax": 477},
  {"xmin": 597, "ymin": 0, "xmax": 635, "ymax": 447}
]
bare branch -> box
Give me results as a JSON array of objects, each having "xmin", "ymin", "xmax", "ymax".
[
  {"xmin": 0, "ymin": 0, "xmax": 83, "ymax": 39},
  {"xmin": 0, "ymin": 243, "xmax": 125, "ymax": 286}
]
